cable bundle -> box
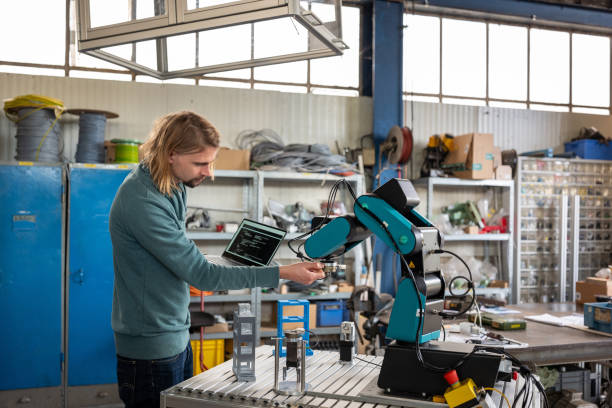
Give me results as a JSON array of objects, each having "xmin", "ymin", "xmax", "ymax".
[
  {"xmin": 13, "ymin": 107, "xmax": 63, "ymax": 162},
  {"xmin": 235, "ymin": 129, "xmax": 355, "ymax": 173},
  {"xmin": 75, "ymin": 112, "xmax": 107, "ymax": 163},
  {"xmin": 3, "ymin": 94, "xmax": 65, "ymax": 162}
]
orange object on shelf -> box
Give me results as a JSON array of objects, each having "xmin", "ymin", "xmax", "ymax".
[{"xmin": 190, "ymin": 286, "xmax": 213, "ymax": 297}]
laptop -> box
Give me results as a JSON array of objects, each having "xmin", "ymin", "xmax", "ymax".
[{"xmin": 206, "ymin": 219, "xmax": 286, "ymax": 267}]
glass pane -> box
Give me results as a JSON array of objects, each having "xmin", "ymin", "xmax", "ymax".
[
  {"xmin": 89, "ymin": 0, "xmax": 162, "ymax": 28},
  {"xmin": 0, "ymin": 65, "xmax": 65, "ymax": 77},
  {"xmin": 530, "ymin": 29, "xmax": 569, "ymax": 104},
  {"xmin": 530, "ymin": 103, "xmax": 569, "ymax": 112},
  {"xmin": 167, "ymin": 34, "xmax": 196, "ymax": 71},
  {"xmin": 310, "ymin": 6, "xmax": 360, "ymax": 88},
  {"xmin": 0, "ymin": 0, "xmax": 65, "ymax": 65},
  {"xmin": 442, "ymin": 97, "xmax": 486, "ymax": 106},
  {"xmin": 254, "ymin": 17, "xmax": 309, "ymax": 59},
  {"xmin": 253, "ymin": 83, "xmax": 307, "ymax": 93},
  {"xmin": 403, "ymin": 95, "xmax": 440, "ymax": 103},
  {"xmin": 206, "ymin": 69, "xmax": 251, "ymax": 79},
  {"xmin": 186, "ymin": 0, "xmax": 239, "ymax": 10},
  {"xmin": 136, "ymin": 40, "xmax": 158, "ymax": 70},
  {"xmin": 572, "ymin": 34, "xmax": 610, "ymax": 107},
  {"xmin": 403, "ymin": 14, "xmax": 440, "ymax": 94},
  {"xmin": 254, "ymin": 61, "xmax": 307, "ymax": 83},
  {"xmin": 69, "ymin": 70, "xmax": 132, "ymax": 81},
  {"xmin": 489, "ymin": 24, "xmax": 527, "ymax": 101},
  {"xmin": 73, "ymin": 51, "xmax": 127, "ymax": 70},
  {"xmin": 200, "ymin": 79, "xmax": 251, "ymax": 89},
  {"xmin": 199, "ymin": 25, "xmax": 251, "ymax": 66},
  {"xmin": 311, "ymin": 88, "xmax": 358, "ymax": 97},
  {"xmin": 489, "ymin": 101, "xmax": 527, "ymax": 109},
  {"xmin": 572, "ymin": 107, "xmax": 610, "ymax": 115},
  {"xmin": 442, "ymin": 18, "xmax": 486, "ymax": 98}
]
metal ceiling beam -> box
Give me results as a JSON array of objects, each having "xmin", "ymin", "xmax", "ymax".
[{"xmin": 411, "ymin": 0, "xmax": 612, "ymax": 30}]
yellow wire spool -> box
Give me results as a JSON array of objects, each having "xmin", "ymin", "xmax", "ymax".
[{"xmin": 3, "ymin": 94, "xmax": 66, "ymax": 161}]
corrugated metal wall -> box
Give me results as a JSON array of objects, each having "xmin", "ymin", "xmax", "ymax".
[
  {"xmin": 0, "ymin": 73, "xmax": 373, "ymax": 162},
  {"xmin": 404, "ymin": 101, "xmax": 612, "ymax": 178}
]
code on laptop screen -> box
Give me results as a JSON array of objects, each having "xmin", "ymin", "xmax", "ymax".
[{"xmin": 224, "ymin": 220, "xmax": 286, "ymax": 266}]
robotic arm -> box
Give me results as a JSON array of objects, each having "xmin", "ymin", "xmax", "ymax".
[{"xmin": 303, "ymin": 178, "xmax": 446, "ymax": 344}]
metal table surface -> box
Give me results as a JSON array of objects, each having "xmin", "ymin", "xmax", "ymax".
[
  {"xmin": 482, "ymin": 303, "xmax": 612, "ymax": 365},
  {"xmin": 162, "ymin": 345, "xmax": 445, "ymax": 408}
]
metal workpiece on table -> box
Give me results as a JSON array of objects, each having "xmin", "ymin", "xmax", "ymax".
[{"xmin": 162, "ymin": 345, "xmax": 396, "ymax": 408}]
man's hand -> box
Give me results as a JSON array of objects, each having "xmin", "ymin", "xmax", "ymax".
[{"xmin": 279, "ymin": 262, "xmax": 325, "ymax": 285}]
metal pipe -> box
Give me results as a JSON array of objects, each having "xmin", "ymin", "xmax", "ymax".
[
  {"xmin": 274, "ymin": 337, "xmax": 280, "ymax": 391},
  {"xmin": 300, "ymin": 340, "xmax": 306, "ymax": 393}
]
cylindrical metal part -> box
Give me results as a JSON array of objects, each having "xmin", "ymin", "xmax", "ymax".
[
  {"xmin": 300, "ymin": 340, "xmax": 306, "ymax": 392},
  {"xmin": 274, "ymin": 338, "xmax": 280, "ymax": 391},
  {"xmin": 424, "ymin": 275, "xmax": 443, "ymax": 297},
  {"xmin": 286, "ymin": 341, "xmax": 298, "ymax": 367}
]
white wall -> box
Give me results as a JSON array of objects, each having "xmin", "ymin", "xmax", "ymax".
[{"xmin": 0, "ymin": 73, "xmax": 373, "ymax": 162}]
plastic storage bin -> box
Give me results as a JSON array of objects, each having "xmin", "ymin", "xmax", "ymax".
[
  {"xmin": 317, "ymin": 300, "xmax": 344, "ymax": 326},
  {"xmin": 191, "ymin": 339, "xmax": 225, "ymax": 375},
  {"xmin": 584, "ymin": 302, "xmax": 612, "ymax": 334},
  {"xmin": 565, "ymin": 140, "xmax": 612, "ymax": 160}
]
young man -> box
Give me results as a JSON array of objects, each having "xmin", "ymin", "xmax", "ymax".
[{"xmin": 109, "ymin": 111, "xmax": 325, "ymax": 408}]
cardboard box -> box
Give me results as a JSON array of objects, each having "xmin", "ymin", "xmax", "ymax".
[
  {"xmin": 576, "ymin": 277, "xmax": 612, "ymax": 304},
  {"xmin": 215, "ymin": 147, "xmax": 250, "ymax": 170},
  {"xmin": 492, "ymin": 146, "xmax": 502, "ymax": 169},
  {"xmin": 272, "ymin": 303, "xmax": 317, "ymax": 330},
  {"xmin": 442, "ymin": 133, "xmax": 495, "ymax": 179},
  {"xmin": 495, "ymin": 165, "xmax": 513, "ymax": 180},
  {"xmin": 489, "ymin": 280, "xmax": 509, "ymax": 288},
  {"xmin": 204, "ymin": 321, "xmax": 230, "ymax": 333},
  {"xmin": 464, "ymin": 225, "xmax": 479, "ymax": 234}
]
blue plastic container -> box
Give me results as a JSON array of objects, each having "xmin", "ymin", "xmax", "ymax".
[
  {"xmin": 317, "ymin": 300, "xmax": 344, "ymax": 327},
  {"xmin": 584, "ymin": 302, "xmax": 612, "ymax": 334},
  {"xmin": 565, "ymin": 139, "xmax": 612, "ymax": 160}
]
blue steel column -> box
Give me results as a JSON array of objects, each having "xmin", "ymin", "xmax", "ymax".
[{"xmin": 372, "ymin": 0, "xmax": 403, "ymax": 296}]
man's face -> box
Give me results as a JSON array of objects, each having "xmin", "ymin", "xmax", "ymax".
[{"xmin": 169, "ymin": 146, "xmax": 218, "ymax": 188}]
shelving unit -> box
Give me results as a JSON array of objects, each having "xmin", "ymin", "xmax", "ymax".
[
  {"xmin": 187, "ymin": 170, "xmax": 365, "ymax": 342},
  {"xmin": 516, "ymin": 157, "xmax": 612, "ymax": 304},
  {"xmin": 413, "ymin": 177, "xmax": 515, "ymax": 302}
]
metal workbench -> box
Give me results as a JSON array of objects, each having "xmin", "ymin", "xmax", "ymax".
[{"xmin": 162, "ymin": 346, "xmax": 445, "ymax": 408}]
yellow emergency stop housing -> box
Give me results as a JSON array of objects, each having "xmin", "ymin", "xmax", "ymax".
[{"xmin": 443, "ymin": 377, "xmax": 479, "ymax": 408}]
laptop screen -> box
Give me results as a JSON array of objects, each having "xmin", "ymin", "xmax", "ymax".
[{"xmin": 222, "ymin": 219, "xmax": 286, "ymax": 266}]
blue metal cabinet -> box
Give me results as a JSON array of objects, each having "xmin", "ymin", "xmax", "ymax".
[
  {"xmin": 0, "ymin": 163, "xmax": 64, "ymax": 390},
  {"xmin": 67, "ymin": 164, "xmax": 130, "ymax": 386}
]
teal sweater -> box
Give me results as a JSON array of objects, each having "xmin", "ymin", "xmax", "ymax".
[{"xmin": 110, "ymin": 164, "xmax": 279, "ymax": 359}]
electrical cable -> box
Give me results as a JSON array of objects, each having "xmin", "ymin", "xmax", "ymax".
[
  {"xmin": 235, "ymin": 129, "xmax": 355, "ymax": 173},
  {"xmin": 4, "ymin": 94, "xmax": 65, "ymax": 162},
  {"xmin": 434, "ymin": 249, "xmax": 476, "ymax": 319},
  {"xmin": 484, "ymin": 387, "xmax": 511, "ymax": 408},
  {"xmin": 75, "ymin": 112, "xmax": 107, "ymax": 163},
  {"xmin": 354, "ymin": 355, "xmax": 382, "ymax": 367}
]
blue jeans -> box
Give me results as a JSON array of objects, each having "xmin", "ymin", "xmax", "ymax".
[{"xmin": 116, "ymin": 342, "xmax": 193, "ymax": 408}]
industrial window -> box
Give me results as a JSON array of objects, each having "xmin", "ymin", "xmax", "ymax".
[
  {"xmin": 403, "ymin": 13, "xmax": 611, "ymax": 115},
  {"xmin": 0, "ymin": 1, "xmax": 360, "ymax": 96}
]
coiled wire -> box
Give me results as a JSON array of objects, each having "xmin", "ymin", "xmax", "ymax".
[
  {"xmin": 75, "ymin": 113, "xmax": 106, "ymax": 163},
  {"xmin": 4, "ymin": 94, "xmax": 66, "ymax": 162},
  {"xmin": 14, "ymin": 108, "xmax": 63, "ymax": 162},
  {"xmin": 235, "ymin": 129, "xmax": 355, "ymax": 173}
]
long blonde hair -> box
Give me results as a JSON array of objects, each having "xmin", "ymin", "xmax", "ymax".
[{"xmin": 141, "ymin": 111, "xmax": 220, "ymax": 195}]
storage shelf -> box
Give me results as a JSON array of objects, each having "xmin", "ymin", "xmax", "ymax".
[
  {"xmin": 443, "ymin": 233, "xmax": 510, "ymax": 242},
  {"xmin": 186, "ymin": 231, "xmax": 311, "ymax": 240},
  {"xmin": 190, "ymin": 292, "xmax": 351, "ymax": 304},
  {"xmin": 260, "ymin": 327, "xmax": 342, "ymax": 337},
  {"xmin": 191, "ymin": 331, "xmax": 233, "ymax": 340},
  {"xmin": 261, "ymin": 292, "xmax": 351, "ymax": 301},
  {"xmin": 413, "ymin": 177, "xmax": 513, "ymax": 188},
  {"xmin": 262, "ymin": 171, "xmax": 362, "ymax": 183}
]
